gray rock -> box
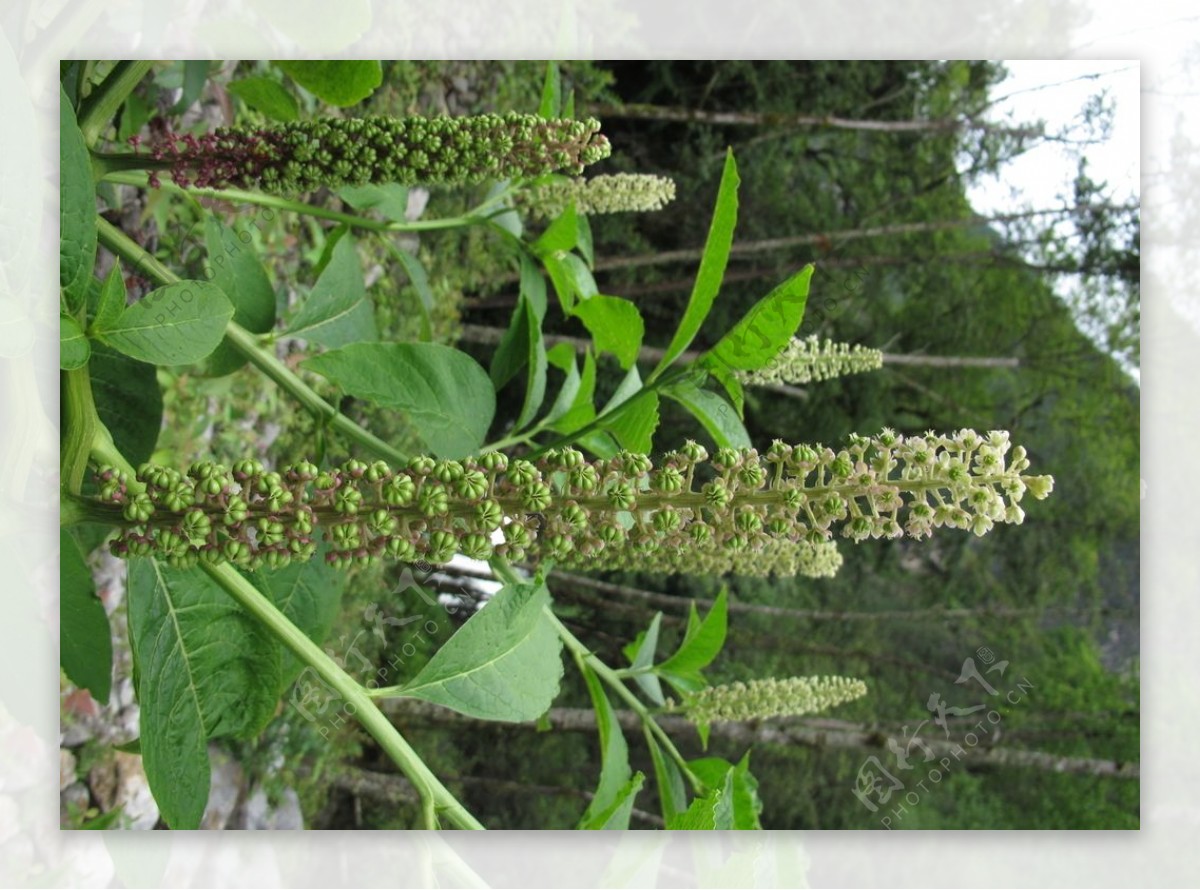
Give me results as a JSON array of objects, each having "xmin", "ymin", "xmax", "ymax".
[
  {"xmin": 239, "ymin": 786, "xmax": 304, "ymax": 830},
  {"xmin": 202, "ymin": 747, "xmax": 245, "ymax": 830}
]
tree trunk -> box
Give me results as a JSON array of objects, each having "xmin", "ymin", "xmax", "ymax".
[{"xmin": 589, "ymin": 103, "xmax": 1043, "ymax": 139}]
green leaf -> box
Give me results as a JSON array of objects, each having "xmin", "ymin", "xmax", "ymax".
[
  {"xmin": 172, "ymin": 61, "xmax": 211, "ymax": 114},
  {"xmin": 303, "ymin": 342, "xmax": 495, "ymax": 459},
  {"xmin": 663, "ymin": 380, "xmax": 750, "ymax": 449},
  {"xmin": 706, "ymin": 359, "xmax": 745, "ymax": 417},
  {"xmin": 548, "ymin": 347, "xmax": 597, "ymax": 434},
  {"xmin": 658, "ymin": 588, "xmax": 728, "ymax": 679},
  {"xmin": 622, "ymin": 612, "xmax": 665, "ymax": 706},
  {"xmin": 384, "ymin": 243, "xmax": 434, "ymax": 341},
  {"xmin": 339, "ymin": 183, "xmax": 410, "ymax": 222},
  {"xmin": 516, "ymin": 293, "xmax": 548, "ymax": 431},
  {"xmin": 666, "ymin": 787, "xmax": 725, "ymax": 830},
  {"xmin": 650, "ymin": 150, "xmax": 739, "ymax": 379},
  {"xmin": 60, "ymin": 86, "xmax": 96, "ymax": 314},
  {"xmin": 92, "ymin": 261, "xmax": 127, "ymax": 334},
  {"xmin": 249, "ymin": 548, "xmax": 345, "ymax": 691},
  {"xmin": 604, "ymin": 391, "xmax": 659, "ymax": 454},
  {"xmin": 60, "ymin": 315, "xmax": 90, "ymax": 370},
  {"xmin": 98, "ymin": 281, "xmax": 234, "ymax": 366},
  {"xmin": 571, "ymin": 296, "xmax": 644, "ymax": 370},
  {"xmin": 203, "ymin": 217, "xmax": 277, "ymax": 376},
  {"xmin": 543, "ymin": 252, "xmax": 597, "ymax": 314},
  {"xmin": 60, "ymin": 530, "xmax": 112, "ymax": 704},
  {"xmin": 226, "ymin": 75, "xmax": 299, "ymax": 122},
  {"xmin": 646, "ymin": 734, "xmax": 688, "ymax": 821},
  {"xmin": 576, "ymin": 214, "xmax": 594, "ymax": 268},
  {"xmin": 286, "ymin": 235, "xmax": 376, "ymax": 348},
  {"xmin": 273, "ymin": 60, "xmax": 382, "ymax": 107},
  {"xmin": 128, "ymin": 559, "xmax": 282, "ymax": 829},
  {"xmin": 538, "ymin": 62, "xmax": 561, "ymax": 118},
  {"xmin": 704, "ymin": 264, "xmax": 813, "ymax": 373},
  {"xmin": 533, "ymin": 203, "xmax": 579, "ymax": 257},
  {"xmin": 687, "ymin": 756, "xmax": 762, "ymax": 830},
  {"xmin": 578, "ymin": 664, "xmax": 634, "ymax": 829},
  {"xmin": 88, "ymin": 342, "xmax": 163, "ymax": 466},
  {"xmin": 586, "ymin": 773, "xmax": 645, "ymax": 831},
  {"xmin": 397, "ymin": 581, "xmax": 563, "ymax": 721},
  {"xmin": 490, "ymin": 256, "xmax": 546, "ymax": 390}
]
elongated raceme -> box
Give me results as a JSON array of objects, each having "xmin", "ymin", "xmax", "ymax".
[
  {"xmin": 683, "ymin": 675, "xmax": 868, "ymax": 724},
  {"xmin": 92, "ymin": 428, "xmax": 1053, "ymax": 572},
  {"xmin": 519, "ymin": 173, "xmax": 677, "ymax": 217},
  {"xmin": 739, "ymin": 335, "xmax": 883, "ymax": 386},
  {"xmin": 135, "ymin": 114, "xmax": 612, "ymax": 191}
]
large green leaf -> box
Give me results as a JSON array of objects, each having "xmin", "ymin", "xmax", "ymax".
[
  {"xmin": 532, "ymin": 203, "xmax": 579, "ymax": 256},
  {"xmin": 686, "ymin": 755, "xmax": 763, "ymax": 830},
  {"xmin": 657, "ymin": 588, "xmax": 728, "ymax": 694},
  {"xmin": 60, "ymin": 86, "xmax": 96, "ymax": 314},
  {"xmin": 60, "ymin": 315, "xmax": 90, "ymax": 370},
  {"xmin": 339, "ymin": 183, "xmax": 410, "ymax": 222},
  {"xmin": 60, "ymin": 530, "xmax": 112, "ymax": 704},
  {"xmin": 571, "ymin": 295, "xmax": 644, "ymax": 370},
  {"xmin": 578, "ymin": 664, "xmax": 635, "ymax": 829},
  {"xmin": 226, "ymin": 75, "xmax": 299, "ymax": 122},
  {"xmin": 88, "ymin": 342, "xmax": 163, "ymax": 466},
  {"xmin": 249, "ymin": 548, "xmax": 345, "ymax": 691},
  {"xmin": 704, "ymin": 264, "xmax": 813, "ymax": 373},
  {"xmin": 286, "ymin": 235, "xmax": 376, "ymax": 347},
  {"xmin": 203, "ymin": 217, "xmax": 277, "ymax": 376},
  {"xmin": 128, "ymin": 560, "xmax": 282, "ymax": 829},
  {"xmin": 663, "ymin": 380, "xmax": 750, "ymax": 449},
  {"xmin": 650, "ymin": 150, "xmax": 739, "ymax": 379},
  {"xmin": 538, "ymin": 61, "xmax": 562, "ymax": 118},
  {"xmin": 303, "ymin": 342, "xmax": 496, "ymax": 459},
  {"xmin": 98, "ymin": 281, "xmax": 234, "ymax": 366},
  {"xmin": 274, "ymin": 60, "xmax": 382, "ymax": 107},
  {"xmin": 397, "ymin": 581, "xmax": 563, "ymax": 721}
]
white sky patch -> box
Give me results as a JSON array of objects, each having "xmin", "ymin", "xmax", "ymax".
[{"xmin": 965, "ymin": 60, "xmax": 1141, "ymax": 380}]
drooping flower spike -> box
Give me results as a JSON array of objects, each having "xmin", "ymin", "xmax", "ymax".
[
  {"xmin": 92, "ymin": 429, "xmax": 1052, "ymax": 573},
  {"xmin": 683, "ymin": 675, "xmax": 869, "ymax": 724},
  {"xmin": 740, "ymin": 335, "xmax": 884, "ymax": 386},
  {"xmin": 520, "ymin": 173, "xmax": 677, "ymax": 218}
]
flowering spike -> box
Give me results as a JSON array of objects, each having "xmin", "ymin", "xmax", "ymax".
[
  {"xmin": 683, "ymin": 675, "xmax": 868, "ymax": 724},
  {"xmin": 740, "ymin": 335, "xmax": 884, "ymax": 386}
]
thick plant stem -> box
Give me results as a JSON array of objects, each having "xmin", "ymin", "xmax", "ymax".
[
  {"xmin": 87, "ymin": 430, "xmax": 484, "ymax": 830},
  {"xmin": 77, "ymin": 61, "xmax": 156, "ymax": 146},
  {"xmin": 95, "ymin": 217, "xmax": 409, "ymax": 465},
  {"xmin": 102, "ymin": 170, "xmax": 509, "ymax": 233}
]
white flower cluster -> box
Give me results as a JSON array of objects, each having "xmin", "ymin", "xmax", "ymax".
[
  {"xmin": 740, "ymin": 335, "xmax": 883, "ymax": 386},
  {"xmin": 523, "ymin": 173, "xmax": 677, "ymax": 217},
  {"xmin": 684, "ymin": 675, "xmax": 868, "ymax": 724}
]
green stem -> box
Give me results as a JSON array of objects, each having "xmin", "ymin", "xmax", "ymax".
[
  {"xmin": 202, "ymin": 560, "xmax": 483, "ymax": 829},
  {"xmin": 88, "ymin": 428, "xmax": 484, "ymax": 830},
  {"xmin": 95, "ymin": 217, "xmax": 409, "ymax": 465},
  {"xmin": 102, "ymin": 170, "xmax": 507, "ymax": 233},
  {"xmin": 545, "ymin": 606, "xmax": 705, "ymax": 792},
  {"xmin": 62, "ymin": 366, "xmax": 99, "ymax": 496},
  {"xmin": 77, "ymin": 61, "xmax": 156, "ymax": 146}
]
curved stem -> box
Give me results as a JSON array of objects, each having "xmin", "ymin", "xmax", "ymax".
[
  {"xmin": 102, "ymin": 170, "xmax": 504, "ymax": 233},
  {"xmin": 95, "ymin": 217, "xmax": 409, "ymax": 465},
  {"xmin": 77, "ymin": 61, "xmax": 156, "ymax": 146}
]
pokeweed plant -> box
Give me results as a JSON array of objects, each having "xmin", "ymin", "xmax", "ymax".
[{"xmin": 59, "ymin": 61, "xmax": 1054, "ymax": 831}]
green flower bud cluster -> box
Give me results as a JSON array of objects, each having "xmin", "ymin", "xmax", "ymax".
[
  {"xmin": 683, "ymin": 675, "xmax": 868, "ymax": 724},
  {"xmin": 92, "ymin": 428, "xmax": 1052, "ymax": 572},
  {"xmin": 143, "ymin": 114, "xmax": 612, "ymax": 192},
  {"xmin": 739, "ymin": 335, "xmax": 884, "ymax": 386},
  {"xmin": 519, "ymin": 173, "xmax": 677, "ymax": 218}
]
